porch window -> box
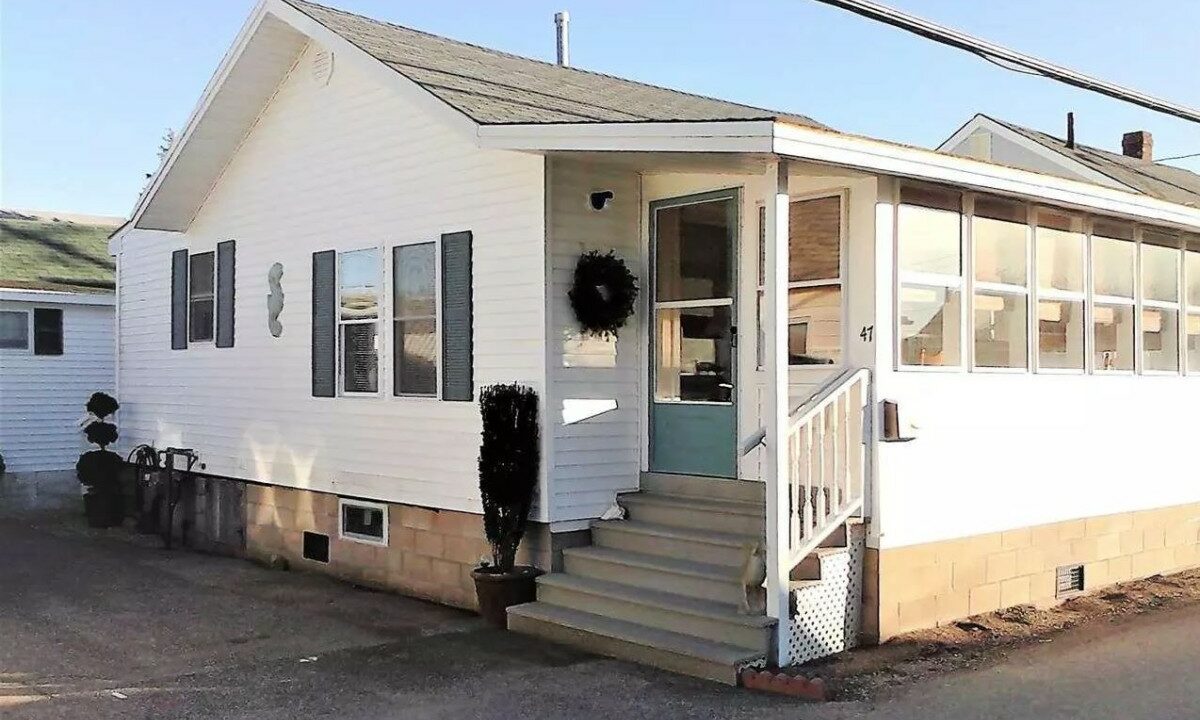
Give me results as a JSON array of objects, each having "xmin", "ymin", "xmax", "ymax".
[
  {"xmin": 1141, "ymin": 234, "xmax": 1181, "ymax": 373},
  {"xmin": 1035, "ymin": 210, "xmax": 1086, "ymax": 371},
  {"xmin": 972, "ymin": 196, "xmax": 1028, "ymax": 369},
  {"xmin": 393, "ymin": 242, "xmax": 437, "ymax": 396},
  {"xmin": 898, "ymin": 186, "xmax": 963, "ymax": 367},
  {"xmin": 788, "ymin": 195, "xmax": 842, "ymax": 365},
  {"xmin": 188, "ymin": 251, "xmax": 215, "ymax": 342},
  {"xmin": 338, "ymin": 248, "xmax": 382, "ymax": 395},
  {"xmin": 1091, "ymin": 221, "xmax": 1136, "ymax": 372},
  {"xmin": 1187, "ymin": 240, "xmax": 1200, "ymax": 374}
]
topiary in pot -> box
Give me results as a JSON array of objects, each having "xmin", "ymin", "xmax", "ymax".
[
  {"xmin": 77, "ymin": 392, "xmax": 124, "ymax": 528},
  {"xmin": 471, "ymin": 383, "xmax": 542, "ymax": 628}
]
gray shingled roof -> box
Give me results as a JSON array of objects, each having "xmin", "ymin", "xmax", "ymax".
[
  {"xmin": 285, "ymin": 0, "xmax": 824, "ymax": 128},
  {"xmin": 986, "ymin": 115, "xmax": 1200, "ymax": 208}
]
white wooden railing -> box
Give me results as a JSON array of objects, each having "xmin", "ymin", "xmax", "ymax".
[{"xmin": 781, "ymin": 368, "xmax": 871, "ymax": 574}]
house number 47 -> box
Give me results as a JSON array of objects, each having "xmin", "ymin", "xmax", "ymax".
[{"xmin": 859, "ymin": 325, "xmax": 874, "ymax": 343}]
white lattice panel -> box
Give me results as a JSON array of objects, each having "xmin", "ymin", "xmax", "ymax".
[{"xmin": 783, "ymin": 527, "xmax": 864, "ymax": 666}]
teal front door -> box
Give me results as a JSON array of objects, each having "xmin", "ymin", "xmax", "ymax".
[{"xmin": 649, "ymin": 189, "xmax": 739, "ymax": 478}]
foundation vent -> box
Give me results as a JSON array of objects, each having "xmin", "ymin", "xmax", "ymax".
[
  {"xmin": 1056, "ymin": 564, "xmax": 1084, "ymax": 597},
  {"xmin": 303, "ymin": 531, "xmax": 330, "ymax": 563}
]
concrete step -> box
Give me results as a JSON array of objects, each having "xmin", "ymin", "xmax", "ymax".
[
  {"xmin": 617, "ymin": 492, "xmax": 765, "ymax": 536},
  {"xmin": 536, "ymin": 573, "xmax": 773, "ymax": 650},
  {"xmin": 563, "ymin": 545, "xmax": 744, "ymax": 605},
  {"xmin": 591, "ymin": 520, "xmax": 754, "ymax": 568},
  {"xmin": 640, "ymin": 472, "xmax": 765, "ymax": 504},
  {"xmin": 507, "ymin": 602, "xmax": 762, "ymax": 685}
]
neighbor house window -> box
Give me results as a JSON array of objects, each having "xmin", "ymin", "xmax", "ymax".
[
  {"xmin": 393, "ymin": 242, "xmax": 437, "ymax": 396},
  {"xmin": 1091, "ymin": 221, "xmax": 1136, "ymax": 372},
  {"xmin": 1035, "ymin": 210, "xmax": 1086, "ymax": 371},
  {"xmin": 33, "ymin": 308, "xmax": 64, "ymax": 355},
  {"xmin": 338, "ymin": 498, "xmax": 387, "ymax": 546},
  {"xmin": 972, "ymin": 196, "xmax": 1028, "ymax": 369},
  {"xmin": 338, "ymin": 248, "xmax": 382, "ymax": 394},
  {"xmin": 1141, "ymin": 233, "xmax": 1182, "ymax": 373},
  {"xmin": 1187, "ymin": 239, "xmax": 1200, "ymax": 374},
  {"xmin": 898, "ymin": 186, "xmax": 963, "ymax": 367},
  {"xmin": 188, "ymin": 251, "xmax": 215, "ymax": 342},
  {"xmin": 788, "ymin": 195, "xmax": 843, "ymax": 365},
  {"xmin": 0, "ymin": 310, "xmax": 29, "ymax": 349}
]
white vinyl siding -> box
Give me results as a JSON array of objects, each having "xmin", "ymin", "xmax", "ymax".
[{"xmin": 115, "ymin": 43, "xmax": 545, "ymax": 517}]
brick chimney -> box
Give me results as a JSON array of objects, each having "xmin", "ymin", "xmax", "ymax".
[{"xmin": 1121, "ymin": 131, "xmax": 1153, "ymax": 161}]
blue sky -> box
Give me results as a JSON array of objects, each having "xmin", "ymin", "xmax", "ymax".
[{"xmin": 2, "ymin": 0, "xmax": 1197, "ymax": 217}]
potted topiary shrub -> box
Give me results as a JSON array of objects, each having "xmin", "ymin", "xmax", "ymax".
[
  {"xmin": 76, "ymin": 392, "xmax": 124, "ymax": 528},
  {"xmin": 471, "ymin": 383, "xmax": 542, "ymax": 628}
]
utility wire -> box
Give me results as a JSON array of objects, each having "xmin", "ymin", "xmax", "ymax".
[
  {"xmin": 1157, "ymin": 152, "xmax": 1200, "ymax": 163},
  {"xmin": 812, "ymin": 0, "xmax": 1200, "ymax": 125}
]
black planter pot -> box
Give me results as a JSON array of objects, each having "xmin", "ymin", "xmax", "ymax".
[
  {"xmin": 82, "ymin": 487, "xmax": 124, "ymax": 529},
  {"xmin": 471, "ymin": 565, "xmax": 543, "ymax": 628}
]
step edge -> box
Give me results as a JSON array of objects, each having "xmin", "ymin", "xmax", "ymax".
[
  {"xmin": 562, "ymin": 546, "xmax": 738, "ymax": 582},
  {"xmin": 592, "ymin": 520, "xmax": 762, "ymax": 547}
]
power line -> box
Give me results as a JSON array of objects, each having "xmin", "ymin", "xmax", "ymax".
[
  {"xmin": 812, "ymin": 0, "xmax": 1200, "ymax": 125},
  {"xmin": 1157, "ymin": 152, "xmax": 1200, "ymax": 163}
]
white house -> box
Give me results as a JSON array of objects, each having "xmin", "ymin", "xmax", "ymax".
[
  {"xmin": 0, "ymin": 212, "xmax": 119, "ymax": 480},
  {"xmin": 110, "ymin": 0, "xmax": 1200, "ymax": 683}
]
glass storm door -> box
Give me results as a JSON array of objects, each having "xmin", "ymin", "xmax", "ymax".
[{"xmin": 649, "ymin": 189, "xmax": 739, "ymax": 478}]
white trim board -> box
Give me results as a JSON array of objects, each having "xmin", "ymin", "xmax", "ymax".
[{"xmin": 0, "ymin": 289, "xmax": 116, "ymax": 306}]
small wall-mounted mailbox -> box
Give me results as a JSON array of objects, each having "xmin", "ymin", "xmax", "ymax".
[{"xmin": 881, "ymin": 399, "xmax": 917, "ymax": 443}]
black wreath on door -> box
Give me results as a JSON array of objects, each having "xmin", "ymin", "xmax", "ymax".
[{"xmin": 568, "ymin": 251, "xmax": 638, "ymax": 339}]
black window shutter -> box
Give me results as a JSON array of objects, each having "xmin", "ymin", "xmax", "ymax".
[
  {"xmin": 312, "ymin": 250, "xmax": 337, "ymax": 397},
  {"xmin": 33, "ymin": 308, "xmax": 63, "ymax": 355},
  {"xmin": 171, "ymin": 249, "xmax": 189, "ymax": 350},
  {"xmin": 440, "ymin": 231, "xmax": 473, "ymax": 401},
  {"xmin": 215, "ymin": 240, "xmax": 236, "ymax": 348}
]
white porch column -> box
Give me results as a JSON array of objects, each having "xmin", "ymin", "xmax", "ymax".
[{"xmin": 763, "ymin": 159, "xmax": 791, "ymax": 664}]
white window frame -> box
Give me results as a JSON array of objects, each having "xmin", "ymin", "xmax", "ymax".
[
  {"xmin": 0, "ymin": 307, "xmax": 32, "ymax": 353},
  {"xmin": 188, "ymin": 250, "xmax": 216, "ymax": 344},
  {"xmin": 1186, "ymin": 242, "xmax": 1200, "ymax": 377},
  {"xmin": 391, "ymin": 238, "xmax": 442, "ymax": 399},
  {"xmin": 1089, "ymin": 223, "xmax": 1138, "ymax": 376},
  {"xmin": 337, "ymin": 247, "xmax": 384, "ymax": 398},
  {"xmin": 1139, "ymin": 235, "xmax": 1184, "ymax": 376},
  {"xmin": 1032, "ymin": 207, "xmax": 1088, "ymax": 375},
  {"xmin": 337, "ymin": 497, "xmax": 389, "ymax": 547},
  {"xmin": 969, "ymin": 194, "xmax": 1031, "ymax": 373}
]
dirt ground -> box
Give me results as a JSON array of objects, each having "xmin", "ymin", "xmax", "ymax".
[{"xmin": 807, "ymin": 568, "xmax": 1200, "ymax": 700}]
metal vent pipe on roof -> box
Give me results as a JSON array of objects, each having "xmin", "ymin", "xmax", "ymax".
[{"xmin": 555, "ymin": 11, "xmax": 570, "ymax": 67}]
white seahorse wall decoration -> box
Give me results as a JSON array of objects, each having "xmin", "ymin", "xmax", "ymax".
[{"xmin": 267, "ymin": 262, "xmax": 284, "ymax": 338}]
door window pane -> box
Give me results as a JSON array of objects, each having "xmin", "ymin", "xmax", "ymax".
[
  {"xmin": 341, "ymin": 323, "xmax": 379, "ymax": 393},
  {"xmin": 394, "ymin": 243, "xmax": 437, "ymax": 396},
  {"xmin": 0, "ymin": 310, "xmax": 29, "ymax": 349},
  {"xmin": 655, "ymin": 305, "xmax": 733, "ymax": 402},
  {"xmin": 1142, "ymin": 308, "xmax": 1179, "ymax": 373},
  {"xmin": 898, "ymin": 188, "xmax": 962, "ymax": 276},
  {"xmin": 655, "ymin": 198, "xmax": 734, "ymax": 302},
  {"xmin": 1141, "ymin": 244, "xmax": 1180, "ymax": 304},
  {"xmin": 339, "ymin": 249, "xmax": 381, "ymax": 320},
  {"xmin": 974, "ymin": 292, "xmax": 1027, "ymax": 369},
  {"xmin": 1036, "ymin": 212, "xmax": 1085, "ymax": 293},
  {"xmin": 1188, "ymin": 313, "xmax": 1200, "ymax": 371},
  {"xmin": 1038, "ymin": 300, "xmax": 1085, "ymax": 370},
  {"xmin": 973, "ymin": 197, "xmax": 1027, "ymax": 286},
  {"xmin": 788, "ymin": 286, "xmax": 840, "ymax": 364},
  {"xmin": 789, "ymin": 196, "xmax": 840, "ymax": 282},
  {"xmin": 1092, "ymin": 235, "xmax": 1135, "ymax": 299},
  {"xmin": 900, "ymin": 285, "xmax": 961, "ymax": 367},
  {"xmin": 1094, "ymin": 304, "xmax": 1135, "ymax": 371}
]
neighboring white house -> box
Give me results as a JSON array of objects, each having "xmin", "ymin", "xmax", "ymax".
[
  {"xmin": 110, "ymin": 0, "xmax": 1200, "ymax": 683},
  {"xmin": 0, "ymin": 211, "xmax": 120, "ymax": 478}
]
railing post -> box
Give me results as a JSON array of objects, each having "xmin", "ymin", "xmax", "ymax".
[{"xmin": 763, "ymin": 159, "xmax": 791, "ymax": 666}]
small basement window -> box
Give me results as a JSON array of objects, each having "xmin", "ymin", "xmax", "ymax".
[{"xmin": 338, "ymin": 498, "xmax": 388, "ymax": 546}]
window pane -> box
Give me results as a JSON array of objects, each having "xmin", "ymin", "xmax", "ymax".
[
  {"xmin": 900, "ymin": 285, "xmax": 961, "ymax": 367},
  {"xmin": 340, "ymin": 249, "xmax": 380, "ymax": 320},
  {"xmin": 1143, "ymin": 308, "xmax": 1179, "ymax": 373},
  {"xmin": 973, "ymin": 211, "xmax": 1027, "ymax": 286},
  {"xmin": 1141, "ymin": 244, "xmax": 1180, "ymax": 304},
  {"xmin": 342, "ymin": 504, "xmax": 384, "ymax": 540},
  {"xmin": 655, "ymin": 305, "xmax": 733, "ymax": 402},
  {"xmin": 898, "ymin": 195, "xmax": 962, "ymax": 276},
  {"xmin": 189, "ymin": 299, "xmax": 214, "ymax": 342},
  {"xmin": 394, "ymin": 243, "xmax": 435, "ymax": 318},
  {"xmin": 974, "ymin": 292, "xmax": 1027, "ymax": 369},
  {"xmin": 655, "ymin": 198, "xmax": 734, "ymax": 302},
  {"xmin": 788, "ymin": 286, "xmax": 840, "ymax": 364},
  {"xmin": 0, "ymin": 311, "xmax": 29, "ymax": 349},
  {"xmin": 1185, "ymin": 249, "xmax": 1200, "ymax": 307},
  {"xmin": 395, "ymin": 318, "xmax": 437, "ymax": 395},
  {"xmin": 1036, "ymin": 214, "xmax": 1085, "ymax": 293},
  {"xmin": 1038, "ymin": 299, "xmax": 1085, "ymax": 371},
  {"xmin": 33, "ymin": 308, "xmax": 64, "ymax": 355},
  {"xmin": 189, "ymin": 252, "xmax": 214, "ymax": 297},
  {"xmin": 1188, "ymin": 313, "xmax": 1200, "ymax": 372},
  {"xmin": 1094, "ymin": 304, "xmax": 1135, "ymax": 371},
  {"xmin": 789, "ymin": 196, "xmax": 840, "ymax": 282},
  {"xmin": 341, "ymin": 323, "xmax": 378, "ymax": 393},
  {"xmin": 1092, "ymin": 235, "xmax": 1135, "ymax": 298}
]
